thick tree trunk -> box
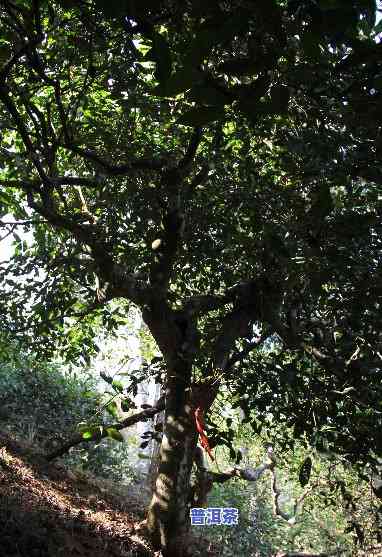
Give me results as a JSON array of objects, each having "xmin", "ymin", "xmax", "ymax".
[
  {"xmin": 147, "ymin": 385, "xmax": 164, "ymax": 491},
  {"xmin": 146, "ymin": 361, "xmax": 197, "ymax": 557}
]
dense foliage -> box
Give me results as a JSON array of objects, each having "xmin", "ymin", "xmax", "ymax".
[
  {"xmin": 204, "ymin": 435, "xmax": 381, "ymax": 556},
  {"xmin": 0, "ymin": 1, "xmax": 381, "ymax": 554},
  {"xmin": 0, "ymin": 340, "xmax": 140, "ymax": 481}
]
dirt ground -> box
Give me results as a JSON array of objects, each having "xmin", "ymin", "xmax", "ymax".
[
  {"xmin": 0, "ymin": 432, "xmax": 220, "ymax": 557},
  {"xmin": 0, "ymin": 431, "xmax": 159, "ymax": 556}
]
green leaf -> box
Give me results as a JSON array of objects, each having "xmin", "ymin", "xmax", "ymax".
[
  {"xmin": 121, "ymin": 399, "xmax": 130, "ymax": 412},
  {"xmin": 78, "ymin": 423, "xmax": 102, "ymax": 440},
  {"xmin": 299, "ymin": 456, "xmax": 312, "ymax": 487},
  {"xmin": 100, "ymin": 372, "xmax": 113, "ymax": 384},
  {"xmin": 12, "ymin": 0, "xmax": 31, "ymax": 6},
  {"xmin": 112, "ymin": 379, "xmax": 124, "ymax": 393},
  {"xmin": 177, "ymin": 106, "xmax": 225, "ymax": 126},
  {"xmin": 0, "ymin": 190, "xmax": 15, "ymax": 205},
  {"xmin": 105, "ymin": 400, "xmax": 119, "ymax": 419},
  {"xmin": 373, "ymin": 18, "xmax": 382, "ymax": 35},
  {"xmin": 106, "ymin": 427, "xmax": 124, "ymax": 442}
]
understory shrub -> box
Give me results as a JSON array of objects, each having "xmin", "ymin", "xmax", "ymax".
[{"xmin": 0, "ymin": 349, "xmax": 138, "ymax": 483}]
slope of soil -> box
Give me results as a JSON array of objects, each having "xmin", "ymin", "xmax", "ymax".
[{"xmin": 0, "ymin": 432, "xmax": 155, "ymax": 557}]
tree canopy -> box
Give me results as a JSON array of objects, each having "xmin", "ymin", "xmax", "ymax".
[{"xmin": 0, "ymin": 1, "xmax": 381, "ymax": 555}]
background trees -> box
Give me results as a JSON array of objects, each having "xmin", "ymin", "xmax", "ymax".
[
  {"xmin": 0, "ymin": 1, "xmax": 381, "ymax": 555},
  {"xmin": 1, "ymin": 336, "xmax": 381, "ymax": 557}
]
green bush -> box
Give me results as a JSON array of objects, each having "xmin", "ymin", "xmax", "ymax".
[
  {"xmin": 193, "ymin": 427, "xmax": 379, "ymax": 556},
  {"xmin": 0, "ymin": 348, "xmax": 138, "ymax": 483},
  {"xmin": 0, "ymin": 354, "xmax": 97, "ymax": 441}
]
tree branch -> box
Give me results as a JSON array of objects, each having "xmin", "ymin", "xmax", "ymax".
[
  {"xmin": 46, "ymin": 399, "xmax": 165, "ymax": 461},
  {"xmin": 212, "ymin": 305, "xmax": 257, "ymax": 372},
  {"xmin": 183, "ymin": 292, "xmax": 231, "ymax": 316},
  {"xmin": 195, "ymin": 446, "xmax": 325, "ymax": 531},
  {"xmin": 0, "ymin": 179, "xmax": 41, "ymax": 191},
  {"xmin": 148, "ymin": 207, "xmax": 185, "ymax": 291},
  {"xmin": 0, "ymin": 83, "xmax": 48, "ymax": 182},
  {"xmin": 177, "ymin": 127, "xmax": 203, "ymax": 173},
  {"xmin": 0, "ymin": 219, "xmax": 46, "ymax": 227},
  {"xmin": 64, "ymin": 144, "xmax": 167, "ymax": 175},
  {"xmin": 191, "ymin": 446, "xmax": 276, "ymax": 506},
  {"xmin": 0, "ymin": 34, "xmax": 43, "ymax": 82},
  {"xmin": 226, "ymin": 334, "xmax": 267, "ymax": 369}
]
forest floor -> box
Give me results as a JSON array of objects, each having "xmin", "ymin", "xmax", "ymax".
[{"xmin": 0, "ymin": 432, "xmax": 215, "ymax": 557}]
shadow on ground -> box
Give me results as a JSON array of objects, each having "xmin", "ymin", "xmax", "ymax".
[{"xmin": 0, "ymin": 432, "xmax": 153, "ymax": 557}]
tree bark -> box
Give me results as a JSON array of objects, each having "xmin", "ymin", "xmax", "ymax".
[
  {"xmin": 147, "ymin": 385, "xmax": 164, "ymax": 491},
  {"xmin": 146, "ymin": 359, "xmax": 197, "ymax": 557}
]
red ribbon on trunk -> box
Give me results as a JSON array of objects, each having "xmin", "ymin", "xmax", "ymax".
[{"xmin": 194, "ymin": 406, "xmax": 214, "ymax": 461}]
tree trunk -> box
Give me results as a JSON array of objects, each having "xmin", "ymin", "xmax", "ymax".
[
  {"xmin": 146, "ymin": 360, "xmax": 197, "ymax": 557},
  {"xmin": 147, "ymin": 385, "xmax": 164, "ymax": 491}
]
